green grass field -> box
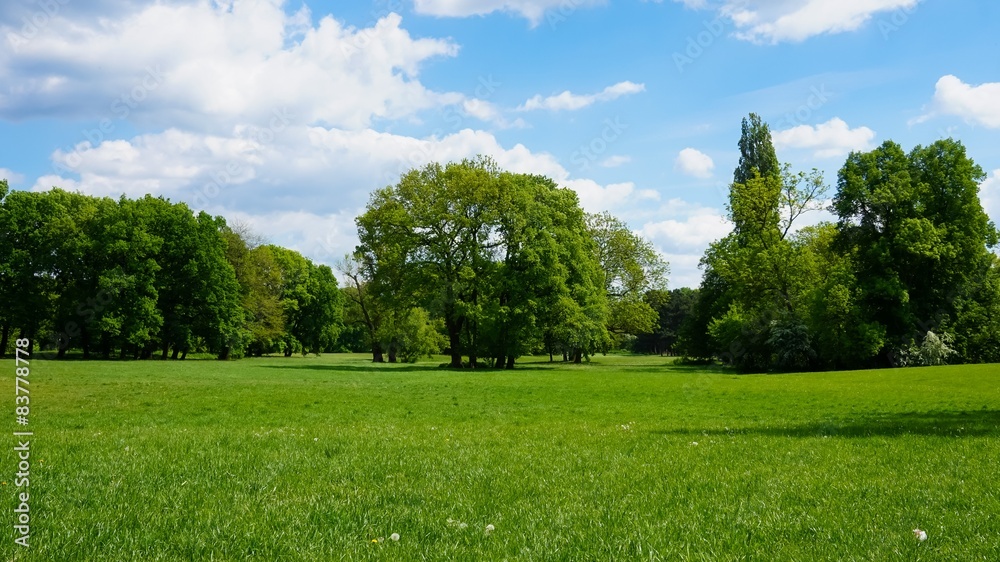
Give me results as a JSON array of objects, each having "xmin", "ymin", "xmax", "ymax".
[{"xmin": 4, "ymin": 354, "xmax": 999, "ymax": 560}]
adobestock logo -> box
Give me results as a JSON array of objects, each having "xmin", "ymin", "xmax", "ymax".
[{"xmin": 570, "ymin": 117, "xmax": 627, "ymax": 172}]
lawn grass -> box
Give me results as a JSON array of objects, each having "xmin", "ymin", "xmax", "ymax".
[{"xmin": 3, "ymin": 354, "xmax": 998, "ymax": 560}]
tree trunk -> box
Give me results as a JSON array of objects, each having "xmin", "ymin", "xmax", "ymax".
[
  {"xmin": 447, "ymin": 319, "xmax": 463, "ymax": 368},
  {"xmin": 81, "ymin": 327, "xmax": 91, "ymax": 360},
  {"xmin": 573, "ymin": 349, "xmax": 582, "ymax": 364},
  {"xmin": 494, "ymin": 355, "xmax": 504, "ymax": 369},
  {"xmin": 171, "ymin": 346, "xmax": 180, "ymax": 360},
  {"xmin": 371, "ymin": 342, "xmax": 384, "ymax": 363},
  {"xmin": 388, "ymin": 346, "xmax": 397, "ymax": 363},
  {"xmin": 181, "ymin": 349, "xmax": 188, "ymax": 360},
  {"xmin": 563, "ymin": 351, "xmax": 568, "ymax": 362},
  {"xmin": 505, "ymin": 356, "xmax": 515, "ymax": 369},
  {"xmin": 0, "ymin": 324, "xmax": 9, "ymax": 358},
  {"xmin": 218, "ymin": 347, "xmax": 231, "ymax": 360},
  {"xmin": 161, "ymin": 340, "xmax": 170, "ymax": 360},
  {"xmin": 23, "ymin": 331, "xmax": 34, "ymax": 356},
  {"xmin": 57, "ymin": 345, "xmax": 67, "ymax": 359}
]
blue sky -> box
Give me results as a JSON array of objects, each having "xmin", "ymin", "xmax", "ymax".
[{"xmin": 2, "ymin": 0, "xmax": 998, "ymax": 288}]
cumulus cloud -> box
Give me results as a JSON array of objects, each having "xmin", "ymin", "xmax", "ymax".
[
  {"xmin": 639, "ymin": 202, "xmax": 731, "ymax": 288},
  {"xmin": 981, "ymin": 170, "xmax": 1000, "ymax": 226},
  {"xmin": 915, "ymin": 75, "xmax": 1000, "ymax": 129},
  {"xmin": 0, "ymin": 167, "xmax": 23, "ymax": 185},
  {"xmin": 674, "ymin": 148, "xmax": 714, "ymax": 178},
  {"xmin": 412, "ymin": 0, "xmax": 603, "ymax": 25},
  {"xmin": 772, "ymin": 117, "xmax": 875, "ymax": 158},
  {"xmin": 681, "ymin": 0, "xmax": 920, "ymax": 44},
  {"xmin": 518, "ymin": 81, "xmax": 645, "ymax": 111},
  {"xmin": 31, "ymin": 122, "xmax": 662, "ymax": 237},
  {"xmin": 1, "ymin": 1, "xmax": 465, "ymax": 130}
]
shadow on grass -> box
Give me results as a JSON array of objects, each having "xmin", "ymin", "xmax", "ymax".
[
  {"xmin": 260, "ymin": 363, "xmax": 559, "ymax": 373},
  {"xmin": 649, "ymin": 409, "xmax": 1000, "ymax": 438}
]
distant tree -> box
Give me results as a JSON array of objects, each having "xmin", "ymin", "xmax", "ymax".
[
  {"xmin": 586, "ymin": 211, "xmax": 668, "ymax": 344},
  {"xmin": 633, "ymin": 287, "xmax": 698, "ymax": 355}
]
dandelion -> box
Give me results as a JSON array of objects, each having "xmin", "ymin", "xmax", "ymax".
[
  {"xmin": 390, "ymin": 533, "xmax": 400, "ymax": 541},
  {"xmin": 314, "ymin": 438, "xmax": 318, "ymax": 441},
  {"xmin": 913, "ymin": 528, "xmax": 927, "ymax": 541},
  {"xmin": 485, "ymin": 524, "xmax": 495, "ymax": 535},
  {"xmin": 371, "ymin": 539, "xmax": 378, "ymax": 544},
  {"xmin": 690, "ymin": 441, "xmax": 698, "ymax": 446}
]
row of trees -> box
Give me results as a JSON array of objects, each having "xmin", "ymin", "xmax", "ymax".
[
  {"xmin": 0, "ymin": 184, "xmax": 342, "ymax": 359},
  {"xmin": 347, "ymin": 157, "xmax": 667, "ymax": 368},
  {"xmin": 677, "ymin": 114, "xmax": 1000, "ymax": 371}
]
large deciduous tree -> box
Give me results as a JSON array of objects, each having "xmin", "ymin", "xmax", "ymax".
[{"xmin": 356, "ymin": 157, "xmax": 607, "ymax": 368}]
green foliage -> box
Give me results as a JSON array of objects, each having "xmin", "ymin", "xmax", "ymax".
[
  {"xmin": 0, "ymin": 189, "xmax": 322, "ymax": 360},
  {"xmin": 833, "ymin": 138, "xmax": 998, "ymax": 365},
  {"xmin": 356, "ymin": 157, "xmax": 608, "ymax": 368},
  {"xmin": 586, "ymin": 211, "xmax": 668, "ymax": 343},
  {"xmin": 734, "ymin": 112, "xmax": 781, "ymax": 184}
]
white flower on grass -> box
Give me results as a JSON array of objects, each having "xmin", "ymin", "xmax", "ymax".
[
  {"xmin": 690, "ymin": 441, "xmax": 698, "ymax": 446},
  {"xmin": 390, "ymin": 533, "xmax": 400, "ymax": 541},
  {"xmin": 485, "ymin": 524, "xmax": 495, "ymax": 535},
  {"xmin": 913, "ymin": 528, "xmax": 927, "ymax": 541}
]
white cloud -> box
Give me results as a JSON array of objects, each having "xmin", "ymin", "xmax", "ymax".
[
  {"xmin": 917, "ymin": 75, "xmax": 1000, "ymax": 129},
  {"xmin": 686, "ymin": 0, "xmax": 920, "ymax": 44},
  {"xmin": 0, "ymin": 2, "xmax": 463, "ymax": 130},
  {"xmin": 0, "ymin": 167, "xmax": 23, "ymax": 185},
  {"xmin": 599, "ymin": 155, "xmax": 631, "ymax": 168},
  {"xmin": 772, "ymin": 117, "xmax": 875, "ymax": 158},
  {"xmin": 639, "ymin": 203, "xmax": 731, "ymax": 288},
  {"xmin": 518, "ymin": 81, "xmax": 645, "ymax": 111},
  {"xmin": 31, "ymin": 122, "xmax": 660, "ymax": 223},
  {"xmin": 412, "ymin": 0, "xmax": 603, "ymax": 25},
  {"xmin": 674, "ymin": 148, "xmax": 714, "ymax": 178},
  {"xmin": 982, "ymin": 170, "xmax": 1000, "ymax": 226}
]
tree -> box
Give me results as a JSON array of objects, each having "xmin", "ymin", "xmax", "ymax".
[
  {"xmin": 633, "ymin": 288, "xmax": 698, "ymax": 355},
  {"xmin": 689, "ymin": 113, "xmax": 828, "ymax": 370},
  {"xmin": 832, "ymin": 138, "xmax": 998, "ymax": 364},
  {"xmin": 586, "ymin": 211, "xmax": 668, "ymax": 344},
  {"xmin": 734, "ymin": 113, "xmax": 781, "ymax": 187},
  {"xmin": 336, "ymin": 253, "xmax": 386, "ymax": 362},
  {"xmin": 269, "ymin": 246, "xmax": 343, "ymax": 356},
  {"xmin": 356, "ymin": 157, "xmax": 607, "ymax": 368},
  {"xmin": 222, "ymin": 227, "xmax": 285, "ymax": 357}
]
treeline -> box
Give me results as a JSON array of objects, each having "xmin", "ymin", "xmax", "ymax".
[
  {"xmin": 0, "ymin": 183, "xmax": 342, "ymax": 359},
  {"xmin": 674, "ymin": 114, "xmax": 1000, "ymax": 371}
]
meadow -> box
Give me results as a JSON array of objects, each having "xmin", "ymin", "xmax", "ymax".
[{"xmin": 3, "ymin": 354, "xmax": 998, "ymax": 561}]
